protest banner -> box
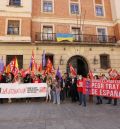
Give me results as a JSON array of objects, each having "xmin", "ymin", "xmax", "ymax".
[
  {"xmin": 83, "ymin": 80, "xmax": 120, "ymax": 98},
  {"xmin": 0, "ymin": 83, "xmax": 47, "ymax": 98}
]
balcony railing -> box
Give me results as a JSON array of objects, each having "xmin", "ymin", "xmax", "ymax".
[{"xmin": 35, "ymin": 32, "xmax": 117, "ymax": 44}]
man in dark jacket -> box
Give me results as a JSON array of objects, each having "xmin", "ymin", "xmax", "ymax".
[{"xmin": 23, "ymin": 74, "xmax": 33, "ymax": 103}]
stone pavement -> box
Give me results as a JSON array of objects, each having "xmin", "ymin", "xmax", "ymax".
[{"xmin": 0, "ymin": 100, "xmax": 120, "ymax": 129}]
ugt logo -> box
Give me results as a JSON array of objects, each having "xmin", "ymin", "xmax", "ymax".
[{"xmin": 39, "ymin": 87, "xmax": 47, "ymax": 93}]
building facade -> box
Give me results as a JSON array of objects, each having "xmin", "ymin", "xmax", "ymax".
[{"xmin": 0, "ymin": 0, "xmax": 120, "ymax": 76}]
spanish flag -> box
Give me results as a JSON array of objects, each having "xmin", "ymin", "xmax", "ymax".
[{"xmin": 13, "ymin": 57, "xmax": 19, "ymax": 77}]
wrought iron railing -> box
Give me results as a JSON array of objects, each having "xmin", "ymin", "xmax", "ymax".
[{"xmin": 35, "ymin": 32, "xmax": 117, "ymax": 43}]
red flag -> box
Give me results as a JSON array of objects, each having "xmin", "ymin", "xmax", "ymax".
[
  {"xmin": 51, "ymin": 66, "xmax": 55, "ymax": 74},
  {"xmin": 38, "ymin": 63, "xmax": 42, "ymax": 72},
  {"xmin": 35, "ymin": 63, "xmax": 38, "ymax": 70},
  {"xmin": 10, "ymin": 58, "xmax": 16, "ymax": 73},
  {"xmin": 6, "ymin": 58, "xmax": 16, "ymax": 73},
  {"xmin": 108, "ymin": 69, "xmax": 119, "ymax": 79},
  {"xmin": 88, "ymin": 70, "xmax": 94, "ymax": 79},
  {"xmin": 21, "ymin": 68, "xmax": 31, "ymax": 78},
  {"xmin": 31, "ymin": 50, "xmax": 35, "ymax": 72},
  {"xmin": 31, "ymin": 71, "xmax": 35, "ymax": 78},
  {"xmin": 3, "ymin": 65, "xmax": 6, "ymax": 73},
  {"xmin": 108, "ymin": 69, "xmax": 113, "ymax": 76},
  {"xmin": 19, "ymin": 69, "xmax": 24, "ymax": 75},
  {"xmin": 45, "ymin": 58, "xmax": 53, "ymax": 74},
  {"xmin": 69, "ymin": 63, "xmax": 77, "ymax": 77}
]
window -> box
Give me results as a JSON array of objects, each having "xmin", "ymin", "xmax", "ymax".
[
  {"xmin": 6, "ymin": 55, "xmax": 23, "ymax": 69},
  {"xmin": 7, "ymin": 20, "xmax": 20, "ymax": 35},
  {"xmin": 96, "ymin": 5, "xmax": 104, "ymax": 16},
  {"xmin": 70, "ymin": 3, "xmax": 79, "ymax": 14},
  {"xmin": 42, "ymin": 26, "xmax": 53, "ymax": 40},
  {"xmin": 43, "ymin": 1, "xmax": 53, "ymax": 12},
  {"xmin": 9, "ymin": 0, "xmax": 21, "ymax": 6},
  {"xmin": 72, "ymin": 27, "xmax": 81, "ymax": 41},
  {"xmin": 94, "ymin": 0, "xmax": 104, "ymax": 17},
  {"xmin": 97, "ymin": 28, "xmax": 107, "ymax": 42},
  {"xmin": 100, "ymin": 54, "xmax": 110, "ymax": 69}
]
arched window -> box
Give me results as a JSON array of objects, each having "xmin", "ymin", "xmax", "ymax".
[{"xmin": 100, "ymin": 54, "xmax": 110, "ymax": 69}]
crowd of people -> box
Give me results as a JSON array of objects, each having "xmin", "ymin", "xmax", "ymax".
[{"xmin": 0, "ymin": 72, "xmax": 119, "ymax": 106}]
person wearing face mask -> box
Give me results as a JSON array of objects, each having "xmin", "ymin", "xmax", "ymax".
[{"xmin": 77, "ymin": 75, "xmax": 86, "ymax": 107}]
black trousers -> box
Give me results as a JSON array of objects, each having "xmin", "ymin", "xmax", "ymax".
[
  {"xmin": 70, "ymin": 88, "xmax": 78, "ymax": 102},
  {"xmin": 60, "ymin": 90, "xmax": 65, "ymax": 101},
  {"xmin": 0, "ymin": 99, "xmax": 3, "ymax": 104},
  {"xmin": 108, "ymin": 98, "xmax": 117, "ymax": 105},
  {"xmin": 96, "ymin": 96, "xmax": 102, "ymax": 104}
]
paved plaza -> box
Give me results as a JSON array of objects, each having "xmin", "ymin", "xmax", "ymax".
[{"xmin": 0, "ymin": 100, "xmax": 120, "ymax": 129}]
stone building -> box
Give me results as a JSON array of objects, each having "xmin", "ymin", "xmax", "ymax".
[{"xmin": 0, "ymin": 0, "xmax": 120, "ymax": 76}]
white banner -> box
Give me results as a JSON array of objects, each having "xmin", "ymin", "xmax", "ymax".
[{"xmin": 0, "ymin": 83, "xmax": 47, "ymax": 98}]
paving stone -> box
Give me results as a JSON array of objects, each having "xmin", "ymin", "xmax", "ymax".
[{"xmin": 0, "ymin": 100, "xmax": 119, "ymax": 129}]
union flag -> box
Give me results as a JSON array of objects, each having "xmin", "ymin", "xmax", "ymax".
[
  {"xmin": 108, "ymin": 69, "xmax": 119, "ymax": 79},
  {"xmin": 88, "ymin": 70, "xmax": 94, "ymax": 79},
  {"xmin": 69, "ymin": 63, "xmax": 77, "ymax": 77},
  {"xmin": 38, "ymin": 63, "xmax": 42, "ymax": 72},
  {"xmin": 6, "ymin": 57, "xmax": 16, "ymax": 74},
  {"xmin": 45, "ymin": 58, "xmax": 53, "ymax": 74},
  {"xmin": 21, "ymin": 68, "xmax": 31, "ymax": 78}
]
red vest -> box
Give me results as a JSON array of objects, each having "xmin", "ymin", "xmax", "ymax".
[{"xmin": 77, "ymin": 79, "xmax": 83, "ymax": 92}]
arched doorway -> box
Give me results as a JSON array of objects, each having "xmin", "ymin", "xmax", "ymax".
[{"xmin": 67, "ymin": 55, "xmax": 89, "ymax": 77}]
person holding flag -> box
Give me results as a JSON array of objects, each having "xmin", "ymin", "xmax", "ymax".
[
  {"xmin": 56, "ymin": 66, "xmax": 65, "ymax": 102},
  {"xmin": 46, "ymin": 77, "xmax": 52, "ymax": 102},
  {"xmin": 77, "ymin": 75, "xmax": 86, "ymax": 107},
  {"xmin": 107, "ymin": 70, "xmax": 118, "ymax": 106}
]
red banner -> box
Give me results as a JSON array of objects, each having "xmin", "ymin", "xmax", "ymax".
[{"xmin": 83, "ymin": 79, "xmax": 120, "ymax": 98}]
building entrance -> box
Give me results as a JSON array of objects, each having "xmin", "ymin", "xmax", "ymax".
[{"xmin": 67, "ymin": 55, "xmax": 89, "ymax": 77}]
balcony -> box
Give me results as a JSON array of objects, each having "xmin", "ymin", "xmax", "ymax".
[{"xmin": 35, "ymin": 32, "xmax": 117, "ymax": 44}]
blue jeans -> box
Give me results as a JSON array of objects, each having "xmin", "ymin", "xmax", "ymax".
[
  {"xmin": 56, "ymin": 92, "xmax": 60, "ymax": 104},
  {"xmin": 78, "ymin": 92, "xmax": 86, "ymax": 106},
  {"xmin": 52, "ymin": 91, "xmax": 57, "ymax": 104}
]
